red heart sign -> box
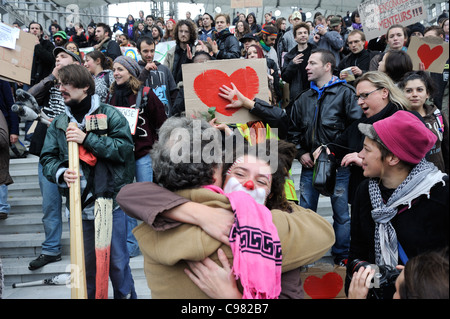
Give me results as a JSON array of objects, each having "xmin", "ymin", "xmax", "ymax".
[
  {"xmin": 417, "ymin": 44, "xmax": 444, "ymax": 70},
  {"xmin": 303, "ymin": 272, "xmax": 343, "ymax": 299},
  {"xmin": 193, "ymin": 67, "xmax": 260, "ymax": 117}
]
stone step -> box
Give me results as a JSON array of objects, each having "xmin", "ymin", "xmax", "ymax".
[
  {"xmin": 0, "ymin": 231, "xmax": 70, "ymax": 258},
  {"xmin": 7, "ymin": 181, "xmax": 41, "ymax": 198},
  {"xmin": 0, "ymin": 212, "xmax": 68, "ymax": 235},
  {"xmin": 9, "ymin": 155, "xmax": 39, "ymax": 172}
]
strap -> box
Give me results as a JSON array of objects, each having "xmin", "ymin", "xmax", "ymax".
[{"xmin": 398, "ymin": 242, "xmax": 409, "ymax": 264}]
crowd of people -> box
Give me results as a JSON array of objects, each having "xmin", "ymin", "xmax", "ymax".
[{"xmin": 0, "ymin": 6, "xmax": 449, "ymax": 300}]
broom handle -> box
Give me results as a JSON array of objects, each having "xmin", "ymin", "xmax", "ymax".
[{"xmin": 68, "ymin": 122, "xmax": 87, "ymax": 299}]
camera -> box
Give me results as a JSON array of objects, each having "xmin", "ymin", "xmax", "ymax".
[{"xmin": 348, "ymin": 259, "xmax": 401, "ymax": 299}]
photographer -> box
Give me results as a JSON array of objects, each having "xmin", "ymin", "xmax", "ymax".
[
  {"xmin": 346, "ymin": 111, "xmax": 449, "ymax": 299},
  {"xmin": 348, "ymin": 247, "xmax": 449, "ymax": 299}
]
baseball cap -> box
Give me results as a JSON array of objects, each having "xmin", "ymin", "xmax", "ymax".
[
  {"xmin": 53, "ymin": 30, "xmax": 68, "ymax": 40},
  {"xmin": 329, "ymin": 17, "xmax": 342, "ymax": 28},
  {"xmin": 53, "ymin": 47, "xmax": 81, "ymax": 63},
  {"xmin": 358, "ymin": 111, "xmax": 437, "ymax": 164},
  {"xmin": 291, "ymin": 11, "xmax": 302, "ymax": 21}
]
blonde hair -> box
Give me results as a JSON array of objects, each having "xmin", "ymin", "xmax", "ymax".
[{"xmin": 355, "ymin": 71, "xmax": 410, "ymax": 109}]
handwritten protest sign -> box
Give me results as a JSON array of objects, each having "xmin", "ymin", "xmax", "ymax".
[
  {"xmin": 115, "ymin": 106, "xmax": 139, "ymax": 135},
  {"xmin": 182, "ymin": 58, "xmax": 268, "ymax": 124},
  {"xmin": 359, "ymin": 0, "xmax": 426, "ymax": 41},
  {"xmin": 231, "ymin": 0, "xmax": 263, "ymax": 8},
  {"xmin": 407, "ymin": 36, "xmax": 449, "ymax": 73}
]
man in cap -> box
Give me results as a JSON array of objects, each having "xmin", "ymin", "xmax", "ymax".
[
  {"xmin": 239, "ymin": 33, "xmax": 260, "ymax": 55},
  {"xmin": 346, "ymin": 111, "xmax": 449, "ymax": 299},
  {"xmin": 310, "ymin": 15, "xmax": 344, "ymax": 66},
  {"xmin": 53, "ymin": 30, "xmax": 68, "ymax": 47},
  {"xmin": 27, "ymin": 47, "xmax": 81, "ymax": 271}
]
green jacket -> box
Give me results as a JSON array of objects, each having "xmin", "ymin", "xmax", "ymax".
[{"xmin": 40, "ymin": 98, "xmax": 135, "ymax": 214}]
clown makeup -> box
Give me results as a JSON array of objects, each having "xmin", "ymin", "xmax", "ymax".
[{"xmin": 224, "ymin": 155, "xmax": 272, "ymax": 204}]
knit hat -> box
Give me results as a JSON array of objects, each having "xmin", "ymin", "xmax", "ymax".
[
  {"xmin": 53, "ymin": 30, "xmax": 68, "ymax": 40},
  {"xmin": 166, "ymin": 18, "xmax": 176, "ymax": 25},
  {"xmin": 358, "ymin": 111, "xmax": 437, "ymax": 164},
  {"xmin": 113, "ymin": 55, "xmax": 140, "ymax": 78},
  {"xmin": 53, "ymin": 47, "xmax": 81, "ymax": 63}
]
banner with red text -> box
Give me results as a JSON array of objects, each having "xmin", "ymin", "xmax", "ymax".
[{"xmin": 358, "ymin": 0, "xmax": 426, "ymax": 41}]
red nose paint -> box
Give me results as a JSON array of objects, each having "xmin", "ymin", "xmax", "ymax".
[{"xmin": 243, "ymin": 180, "xmax": 254, "ymax": 190}]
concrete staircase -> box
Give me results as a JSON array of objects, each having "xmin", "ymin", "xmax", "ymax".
[
  {"xmin": 0, "ymin": 142, "xmax": 335, "ymax": 299},
  {"xmin": 0, "ymin": 152, "xmax": 150, "ymax": 299}
]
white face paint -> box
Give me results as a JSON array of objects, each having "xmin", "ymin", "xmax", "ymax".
[{"xmin": 223, "ymin": 176, "xmax": 267, "ymax": 205}]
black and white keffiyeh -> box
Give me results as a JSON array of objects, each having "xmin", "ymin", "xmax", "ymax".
[{"xmin": 369, "ymin": 159, "xmax": 447, "ymax": 267}]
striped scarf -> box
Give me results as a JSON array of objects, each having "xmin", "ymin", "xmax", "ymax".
[{"xmin": 369, "ymin": 159, "xmax": 446, "ymax": 267}]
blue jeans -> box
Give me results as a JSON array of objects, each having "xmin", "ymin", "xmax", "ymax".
[
  {"xmin": 38, "ymin": 163, "xmax": 63, "ymax": 256},
  {"xmin": 299, "ymin": 166, "xmax": 351, "ymax": 260},
  {"xmin": 126, "ymin": 153, "xmax": 153, "ymax": 257},
  {"xmin": 0, "ymin": 184, "xmax": 10, "ymax": 214},
  {"xmin": 83, "ymin": 207, "xmax": 137, "ymax": 299}
]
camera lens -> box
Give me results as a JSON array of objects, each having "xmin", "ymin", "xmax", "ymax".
[{"xmin": 350, "ymin": 259, "xmax": 372, "ymax": 273}]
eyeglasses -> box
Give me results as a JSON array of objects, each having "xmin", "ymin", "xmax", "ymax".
[
  {"xmin": 356, "ymin": 87, "xmax": 383, "ymax": 100},
  {"xmin": 55, "ymin": 82, "xmax": 71, "ymax": 90}
]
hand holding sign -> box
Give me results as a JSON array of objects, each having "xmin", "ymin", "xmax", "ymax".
[{"xmin": 407, "ymin": 36, "xmax": 449, "ymax": 73}]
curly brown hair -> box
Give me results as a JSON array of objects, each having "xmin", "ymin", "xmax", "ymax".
[{"xmin": 174, "ymin": 19, "xmax": 197, "ymax": 45}]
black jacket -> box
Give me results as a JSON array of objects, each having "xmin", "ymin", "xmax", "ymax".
[
  {"xmin": 328, "ymin": 102, "xmax": 400, "ymax": 204},
  {"xmin": 214, "ymin": 29, "xmax": 241, "ymax": 60},
  {"xmin": 282, "ymin": 43, "xmax": 315, "ymax": 102},
  {"xmin": 338, "ymin": 49, "xmax": 380, "ymax": 84},
  {"xmin": 249, "ymin": 98, "xmax": 289, "ymax": 139},
  {"xmin": 30, "ymin": 38, "xmax": 55, "ymax": 86},
  {"xmin": 346, "ymin": 175, "xmax": 449, "ymax": 298},
  {"xmin": 287, "ymin": 79, "xmax": 362, "ymax": 160}
]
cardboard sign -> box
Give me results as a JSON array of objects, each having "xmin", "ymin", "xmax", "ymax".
[
  {"xmin": 358, "ymin": 0, "xmax": 426, "ymax": 41},
  {"xmin": 155, "ymin": 40, "xmax": 176, "ymax": 64},
  {"xmin": 0, "ymin": 23, "xmax": 36, "ymax": 84},
  {"xmin": 182, "ymin": 58, "xmax": 269, "ymax": 124},
  {"xmin": 115, "ymin": 106, "xmax": 139, "ymax": 135},
  {"xmin": 300, "ymin": 263, "xmax": 347, "ymax": 299},
  {"xmin": 407, "ymin": 36, "xmax": 449, "ymax": 73}
]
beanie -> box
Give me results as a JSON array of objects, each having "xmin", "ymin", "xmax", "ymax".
[{"xmin": 113, "ymin": 55, "xmax": 140, "ymax": 78}]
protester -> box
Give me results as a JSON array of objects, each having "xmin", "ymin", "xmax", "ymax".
[
  {"xmin": 28, "ymin": 21, "xmax": 55, "ymax": 88},
  {"xmin": 116, "ymin": 116, "xmax": 334, "ymax": 298},
  {"xmin": 323, "ymin": 71, "xmax": 408, "ymax": 205},
  {"xmin": 53, "ymin": 30, "xmax": 68, "ymax": 48},
  {"xmin": 398, "ymin": 71, "xmax": 449, "ymax": 173},
  {"xmin": 277, "ymin": 11, "xmax": 303, "ymax": 68},
  {"xmin": 309, "ymin": 16, "xmax": 345, "ymax": 66},
  {"xmin": 378, "ymin": 49, "xmax": 412, "ymax": 83},
  {"xmin": 94, "ymin": 23, "xmax": 121, "ymax": 60},
  {"xmin": 163, "ymin": 20, "xmax": 197, "ymax": 85},
  {"xmin": 288, "ymin": 49, "xmax": 363, "ymax": 266},
  {"xmin": 136, "ymin": 36, "xmax": 178, "ymax": 117},
  {"xmin": 234, "ymin": 20, "xmax": 251, "ymax": 48},
  {"xmin": 370, "ymin": 24, "xmax": 408, "ymax": 71},
  {"xmin": 64, "ymin": 42, "xmax": 82, "ymax": 61},
  {"xmin": 282, "ymin": 22, "xmax": 315, "ymax": 103},
  {"xmin": 40, "ymin": 64, "xmax": 137, "ymax": 299},
  {"xmin": 257, "ymin": 24, "xmax": 280, "ymax": 71},
  {"xmin": 245, "ymin": 44, "xmax": 281, "ymax": 106},
  {"xmin": 208, "ymin": 14, "xmax": 240, "ymax": 60},
  {"xmin": 83, "ymin": 50, "xmax": 114, "ymax": 103},
  {"xmin": 162, "ymin": 18, "xmax": 176, "ymax": 42},
  {"xmin": 274, "ymin": 17, "xmax": 287, "ymax": 54},
  {"xmin": 107, "ymin": 55, "xmax": 166, "ymax": 257},
  {"xmin": 0, "ymin": 111, "xmax": 10, "ymax": 297},
  {"xmin": 123, "ymin": 15, "xmax": 136, "ymax": 41},
  {"xmin": 27, "ymin": 47, "xmax": 81, "ymax": 271},
  {"xmin": 347, "ymin": 110, "xmax": 449, "ymax": 299},
  {"xmin": 151, "ymin": 25, "xmax": 164, "ymax": 45},
  {"xmin": 246, "ymin": 12, "xmax": 261, "ymax": 34},
  {"xmin": 338, "ymin": 30, "xmax": 380, "ymax": 86},
  {"xmin": 198, "ymin": 13, "xmax": 215, "ymax": 42}
]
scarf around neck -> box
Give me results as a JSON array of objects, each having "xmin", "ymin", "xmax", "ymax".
[
  {"xmin": 369, "ymin": 159, "xmax": 447, "ymax": 267},
  {"xmin": 203, "ymin": 185, "xmax": 282, "ymax": 299}
]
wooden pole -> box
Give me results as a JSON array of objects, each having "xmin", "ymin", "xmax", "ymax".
[{"xmin": 68, "ymin": 122, "xmax": 87, "ymax": 299}]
